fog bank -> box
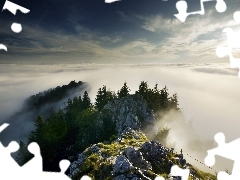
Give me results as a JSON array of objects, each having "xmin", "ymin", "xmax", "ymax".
[{"xmin": 0, "ymin": 63, "xmax": 239, "ymax": 172}]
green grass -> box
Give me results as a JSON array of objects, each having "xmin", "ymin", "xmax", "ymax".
[{"xmin": 72, "ymin": 131, "xmax": 217, "ymax": 180}]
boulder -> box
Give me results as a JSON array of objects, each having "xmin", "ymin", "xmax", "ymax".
[{"xmin": 112, "ymin": 155, "xmax": 134, "ymax": 174}]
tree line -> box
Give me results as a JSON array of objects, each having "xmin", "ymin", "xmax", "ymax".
[{"xmin": 16, "ymin": 81, "xmax": 180, "ymax": 172}]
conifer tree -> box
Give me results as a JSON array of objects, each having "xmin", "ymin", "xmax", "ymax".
[
  {"xmin": 135, "ymin": 81, "xmax": 150, "ymax": 106},
  {"xmin": 95, "ymin": 85, "xmax": 116, "ymax": 110},
  {"xmin": 136, "ymin": 81, "xmax": 149, "ymax": 97},
  {"xmin": 29, "ymin": 115, "xmax": 44, "ymax": 142},
  {"xmin": 95, "ymin": 87, "xmax": 104, "ymax": 110},
  {"xmin": 117, "ymin": 82, "xmax": 131, "ymax": 98},
  {"xmin": 82, "ymin": 91, "xmax": 91, "ymax": 109},
  {"xmin": 169, "ymin": 93, "xmax": 180, "ymax": 111},
  {"xmin": 159, "ymin": 86, "xmax": 169, "ymax": 110}
]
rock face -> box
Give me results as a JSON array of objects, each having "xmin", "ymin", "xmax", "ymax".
[
  {"xmin": 112, "ymin": 155, "xmax": 134, "ymax": 174},
  {"xmin": 69, "ymin": 128, "xmax": 189, "ymax": 180},
  {"xmin": 103, "ymin": 95, "xmax": 155, "ymax": 135}
]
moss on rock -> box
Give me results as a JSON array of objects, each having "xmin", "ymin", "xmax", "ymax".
[{"xmin": 70, "ymin": 128, "xmax": 216, "ymax": 180}]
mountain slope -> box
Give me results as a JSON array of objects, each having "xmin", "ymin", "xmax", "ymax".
[
  {"xmin": 0, "ymin": 80, "xmax": 88, "ymax": 146},
  {"xmin": 69, "ymin": 128, "xmax": 216, "ymax": 180}
]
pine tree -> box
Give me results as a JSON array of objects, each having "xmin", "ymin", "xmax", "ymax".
[
  {"xmin": 117, "ymin": 82, "xmax": 131, "ymax": 98},
  {"xmin": 29, "ymin": 115, "xmax": 44, "ymax": 142},
  {"xmin": 159, "ymin": 86, "xmax": 169, "ymax": 110},
  {"xmin": 95, "ymin": 85, "xmax": 116, "ymax": 110},
  {"xmin": 95, "ymin": 87, "xmax": 104, "ymax": 110},
  {"xmin": 169, "ymin": 93, "xmax": 180, "ymax": 111},
  {"xmin": 82, "ymin": 91, "xmax": 91, "ymax": 109},
  {"xmin": 136, "ymin": 81, "xmax": 149, "ymax": 97}
]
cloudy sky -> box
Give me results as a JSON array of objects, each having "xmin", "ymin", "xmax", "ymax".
[{"xmin": 1, "ymin": 0, "xmax": 240, "ymax": 63}]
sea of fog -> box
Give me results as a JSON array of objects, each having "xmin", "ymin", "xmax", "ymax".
[{"xmin": 0, "ymin": 63, "xmax": 239, "ymax": 173}]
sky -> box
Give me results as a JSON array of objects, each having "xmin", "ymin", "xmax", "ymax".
[{"xmin": 1, "ymin": 0, "xmax": 240, "ymax": 63}]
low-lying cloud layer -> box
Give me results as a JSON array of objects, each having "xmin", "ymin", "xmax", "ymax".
[{"xmin": 0, "ymin": 63, "xmax": 239, "ymax": 172}]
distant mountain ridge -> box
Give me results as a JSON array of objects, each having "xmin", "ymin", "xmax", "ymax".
[
  {"xmin": 23, "ymin": 80, "xmax": 85, "ymax": 111},
  {"xmin": 0, "ymin": 80, "xmax": 88, "ymax": 146}
]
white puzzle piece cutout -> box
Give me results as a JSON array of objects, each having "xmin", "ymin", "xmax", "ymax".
[
  {"xmin": 0, "ymin": 44, "xmax": 7, "ymax": 51},
  {"xmin": 1, "ymin": 0, "xmax": 30, "ymax": 50},
  {"xmin": 205, "ymin": 132, "xmax": 240, "ymax": 180},
  {"xmin": 174, "ymin": 0, "xmax": 227, "ymax": 22},
  {"xmin": 11, "ymin": 22, "xmax": 22, "ymax": 33},
  {"xmin": 216, "ymin": 11, "xmax": 240, "ymax": 78},
  {"xmin": 2, "ymin": 0, "xmax": 30, "ymax": 15},
  {"xmin": 0, "ymin": 123, "xmax": 73, "ymax": 179},
  {"xmin": 0, "ymin": 123, "xmax": 9, "ymax": 132},
  {"xmin": 80, "ymin": 175, "xmax": 92, "ymax": 180},
  {"xmin": 155, "ymin": 176, "xmax": 165, "ymax": 180},
  {"xmin": 105, "ymin": 0, "xmax": 121, "ymax": 3},
  {"xmin": 0, "ymin": 123, "xmax": 192, "ymax": 180},
  {"xmin": 170, "ymin": 165, "xmax": 190, "ymax": 180}
]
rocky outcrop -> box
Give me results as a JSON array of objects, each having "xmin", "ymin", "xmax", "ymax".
[
  {"xmin": 69, "ymin": 128, "xmax": 191, "ymax": 180},
  {"xmin": 103, "ymin": 95, "xmax": 155, "ymax": 135},
  {"xmin": 68, "ymin": 96, "xmax": 216, "ymax": 180}
]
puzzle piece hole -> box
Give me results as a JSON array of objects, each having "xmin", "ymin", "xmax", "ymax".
[
  {"xmin": 59, "ymin": 160, "xmax": 70, "ymax": 173},
  {"xmin": 11, "ymin": 23, "xmax": 22, "ymax": 33},
  {"xmin": 7, "ymin": 141, "xmax": 19, "ymax": 153},
  {"xmin": 80, "ymin": 175, "xmax": 92, "ymax": 180},
  {"xmin": 155, "ymin": 176, "xmax": 165, "ymax": 180},
  {"xmin": 176, "ymin": 1, "xmax": 187, "ymax": 14},
  {"xmin": 234, "ymin": 11, "xmax": 240, "ymax": 23},
  {"xmin": 214, "ymin": 132, "xmax": 225, "ymax": 144},
  {"xmin": 205, "ymin": 154, "xmax": 234, "ymax": 175},
  {"xmin": 215, "ymin": 0, "xmax": 227, "ymax": 13},
  {"xmin": 232, "ymin": 48, "xmax": 240, "ymax": 58},
  {"xmin": 217, "ymin": 171, "xmax": 230, "ymax": 180},
  {"xmin": 216, "ymin": 46, "xmax": 228, "ymax": 58},
  {"xmin": 28, "ymin": 142, "xmax": 40, "ymax": 154},
  {"xmin": 204, "ymin": 155, "xmax": 215, "ymax": 167}
]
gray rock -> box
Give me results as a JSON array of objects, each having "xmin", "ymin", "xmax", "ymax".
[
  {"xmin": 113, "ymin": 175, "xmax": 130, "ymax": 180},
  {"xmin": 90, "ymin": 144, "xmax": 100, "ymax": 153},
  {"xmin": 69, "ymin": 128, "xmax": 191, "ymax": 180},
  {"xmin": 103, "ymin": 94, "xmax": 155, "ymax": 135},
  {"xmin": 120, "ymin": 127, "xmax": 141, "ymax": 140},
  {"xmin": 140, "ymin": 141, "xmax": 167, "ymax": 162},
  {"xmin": 113, "ymin": 174, "xmax": 141, "ymax": 180},
  {"xmin": 124, "ymin": 147, "xmax": 152, "ymax": 170},
  {"xmin": 69, "ymin": 153, "xmax": 86, "ymax": 178},
  {"xmin": 113, "ymin": 155, "xmax": 134, "ymax": 174}
]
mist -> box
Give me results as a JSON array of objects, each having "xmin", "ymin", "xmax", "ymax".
[
  {"xmin": 0, "ymin": 82, "xmax": 89, "ymax": 146},
  {"xmin": 150, "ymin": 110, "xmax": 221, "ymax": 174},
  {"xmin": 0, "ymin": 63, "xmax": 239, "ymax": 173}
]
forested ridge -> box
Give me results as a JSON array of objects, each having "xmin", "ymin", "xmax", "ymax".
[
  {"xmin": 23, "ymin": 80, "xmax": 85, "ymax": 110},
  {"xmin": 13, "ymin": 81, "xmax": 216, "ymax": 179},
  {"xmin": 16, "ymin": 81, "xmax": 180, "ymax": 174}
]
